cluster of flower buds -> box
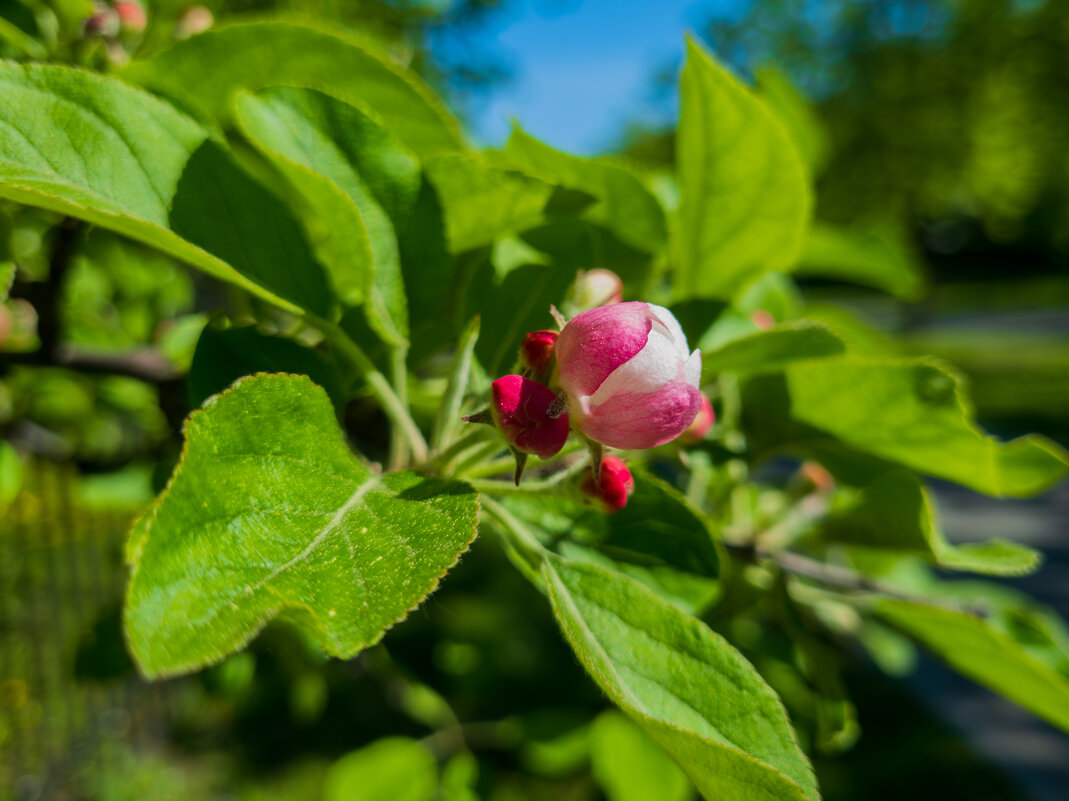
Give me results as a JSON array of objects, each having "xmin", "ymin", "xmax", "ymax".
[{"xmin": 470, "ymin": 270, "xmax": 710, "ymax": 512}]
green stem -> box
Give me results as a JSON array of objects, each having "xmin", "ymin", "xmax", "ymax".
[
  {"xmin": 388, "ymin": 346, "xmax": 411, "ymax": 470},
  {"xmin": 435, "ymin": 426, "xmax": 496, "ymax": 471},
  {"xmin": 469, "ymin": 455, "xmax": 590, "ymax": 496},
  {"xmin": 460, "ymin": 440, "xmax": 584, "ymax": 480},
  {"xmin": 480, "ymin": 496, "xmax": 548, "ymax": 576},
  {"xmin": 432, "ymin": 315, "xmax": 480, "ymax": 450},
  {"xmin": 311, "ymin": 316, "xmax": 428, "ymax": 465}
]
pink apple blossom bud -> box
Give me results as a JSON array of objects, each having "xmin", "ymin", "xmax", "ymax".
[
  {"xmin": 573, "ymin": 268, "xmax": 623, "ymax": 310},
  {"xmin": 115, "ymin": 1, "xmax": 147, "ymax": 32},
  {"xmin": 681, "ymin": 393, "xmax": 715, "ymax": 443},
  {"xmin": 520, "ymin": 330, "xmax": 558, "ymax": 376},
  {"xmin": 176, "ymin": 5, "xmax": 214, "ymax": 38},
  {"xmin": 751, "ymin": 309, "xmax": 775, "ymax": 330},
  {"xmin": 554, "ymin": 302, "xmax": 702, "ymax": 450},
  {"xmin": 490, "ymin": 375, "xmax": 570, "ymax": 459},
  {"xmin": 580, "ymin": 456, "xmax": 635, "ymax": 513}
]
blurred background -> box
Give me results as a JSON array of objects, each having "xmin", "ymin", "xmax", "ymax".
[{"xmin": 1, "ymin": 0, "xmax": 1067, "ymax": 799}]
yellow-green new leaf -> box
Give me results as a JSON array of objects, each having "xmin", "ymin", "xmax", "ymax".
[
  {"xmin": 125, "ymin": 374, "xmax": 478, "ymax": 679},
  {"xmin": 544, "ymin": 557, "xmax": 819, "ymax": 801},
  {"xmin": 702, "ymin": 321, "xmax": 844, "ymax": 380},
  {"xmin": 676, "ymin": 40, "xmax": 811, "ymax": 300}
]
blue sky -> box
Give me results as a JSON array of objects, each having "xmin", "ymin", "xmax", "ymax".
[{"xmin": 437, "ymin": 0, "xmax": 730, "ymax": 154}]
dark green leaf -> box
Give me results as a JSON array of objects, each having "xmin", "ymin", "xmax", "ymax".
[
  {"xmin": 786, "ymin": 357, "xmax": 1069, "ymax": 497},
  {"xmin": 544, "ymin": 557, "xmax": 819, "ymax": 801},
  {"xmin": 124, "ymin": 374, "xmax": 478, "ymax": 678},
  {"xmin": 676, "ymin": 40, "xmax": 811, "ymax": 300},
  {"xmin": 123, "ymin": 21, "xmax": 463, "ymax": 158}
]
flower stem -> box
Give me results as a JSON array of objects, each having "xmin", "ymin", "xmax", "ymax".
[
  {"xmin": 469, "ymin": 454, "xmax": 590, "ymax": 495},
  {"xmin": 311, "ymin": 315, "xmax": 429, "ymax": 465},
  {"xmin": 388, "ymin": 345, "xmax": 411, "ymax": 470},
  {"xmin": 432, "ymin": 315, "xmax": 480, "ymax": 450}
]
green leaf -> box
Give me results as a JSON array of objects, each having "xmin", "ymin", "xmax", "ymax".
[
  {"xmin": 0, "ymin": 439, "xmax": 22, "ymax": 509},
  {"xmin": 0, "ymin": 259, "xmax": 13, "ymax": 302},
  {"xmin": 591, "ymin": 711, "xmax": 694, "ymax": 801},
  {"xmin": 823, "ymin": 468, "xmax": 1040, "ymax": 575},
  {"xmin": 123, "ymin": 21, "xmax": 463, "ymax": 158},
  {"xmin": 0, "ymin": 63, "xmax": 330, "ymax": 317},
  {"xmin": 426, "ymin": 153, "xmax": 555, "ymax": 253},
  {"xmin": 323, "ymin": 737, "xmax": 437, "ymax": 801},
  {"xmin": 124, "ymin": 374, "xmax": 478, "ymax": 678},
  {"xmin": 754, "ymin": 67, "xmax": 828, "ymax": 175},
  {"xmin": 676, "ymin": 40, "xmax": 811, "ymax": 300},
  {"xmin": 504, "ymin": 127, "xmax": 667, "ymax": 254},
  {"xmin": 236, "ymin": 87, "xmax": 417, "ymax": 345},
  {"xmin": 785, "ymin": 357, "xmax": 1069, "ymax": 497},
  {"xmin": 875, "ymin": 599, "xmax": 1069, "ymax": 733},
  {"xmin": 187, "ymin": 324, "xmax": 348, "ymax": 410},
  {"xmin": 505, "ymin": 473, "xmax": 721, "ymax": 614},
  {"xmin": 702, "ymin": 321, "xmax": 844, "ymax": 379},
  {"xmin": 544, "ymin": 557, "xmax": 819, "ymax": 801},
  {"xmin": 796, "ymin": 223, "xmax": 925, "ymax": 300}
]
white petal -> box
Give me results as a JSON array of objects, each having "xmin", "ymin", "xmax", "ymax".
[
  {"xmin": 646, "ymin": 304, "xmax": 691, "ymax": 359},
  {"xmin": 685, "ymin": 349, "xmax": 702, "ymax": 387},
  {"xmin": 589, "ymin": 329, "xmax": 682, "ymax": 406}
]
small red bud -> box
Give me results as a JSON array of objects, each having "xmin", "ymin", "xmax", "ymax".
[
  {"xmin": 580, "ymin": 456, "xmax": 635, "ymax": 513},
  {"xmin": 520, "ymin": 329, "xmax": 558, "ymax": 375},
  {"xmin": 490, "ymin": 375, "xmax": 570, "ymax": 459},
  {"xmin": 681, "ymin": 393, "xmax": 715, "ymax": 442}
]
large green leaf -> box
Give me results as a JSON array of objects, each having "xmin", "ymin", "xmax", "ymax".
[
  {"xmin": 323, "ymin": 738, "xmax": 437, "ymax": 801},
  {"xmin": 236, "ymin": 87, "xmax": 417, "ymax": 345},
  {"xmin": 754, "ymin": 67, "xmax": 827, "ymax": 176},
  {"xmin": 0, "ymin": 63, "xmax": 330, "ymax": 316},
  {"xmin": 875, "ymin": 599, "xmax": 1069, "ymax": 733},
  {"xmin": 676, "ymin": 39, "xmax": 811, "ymax": 300},
  {"xmin": 824, "ymin": 468, "xmax": 1039, "ymax": 575},
  {"xmin": 785, "ymin": 357, "xmax": 1069, "ymax": 496},
  {"xmin": 544, "ymin": 557, "xmax": 819, "ymax": 801},
  {"xmin": 796, "ymin": 223, "xmax": 925, "ymax": 300},
  {"xmin": 123, "ymin": 21, "xmax": 463, "ymax": 158},
  {"xmin": 702, "ymin": 321, "xmax": 844, "ymax": 379},
  {"xmin": 426, "ymin": 153, "xmax": 555, "ymax": 253},
  {"xmin": 125, "ymin": 374, "xmax": 478, "ymax": 678},
  {"xmin": 504, "ymin": 127, "xmax": 667, "ymax": 254}
]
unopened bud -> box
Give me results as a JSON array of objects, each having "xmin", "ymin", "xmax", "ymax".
[
  {"xmin": 681, "ymin": 393, "xmax": 715, "ymax": 443},
  {"xmin": 580, "ymin": 456, "xmax": 634, "ymax": 513},
  {"xmin": 176, "ymin": 5, "xmax": 214, "ymax": 38},
  {"xmin": 751, "ymin": 309, "xmax": 775, "ymax": 330},
  {"xmin": 520, "ymin": 329, "xmax": 558, "ymax": 377},
  {"xmin": 573, "ymin": 268, "xmax": 623, "ymax": 311},
  {"xmin": 116, "ymin": 1, "xmax": 147, "ymax": 32},
  {"xmin": 86, "ymin": 4, "xmax": 120, "ymax": 36},
  {"xmin": 490, "ymin": 375, "xmax": 570, "ymax": 459}
]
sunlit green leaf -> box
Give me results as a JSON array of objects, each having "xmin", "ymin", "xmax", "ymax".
[
  {"xmin": 0, "ymin": 63, "xmax": 330, "ymax": 316},
  {"xmin": 124, "ymin": 21, "xmax": 463, "ymax": 158},
  {"xmin": 124, "ymin": 374, "xmax": 478, "ymax": 678},
  {"xmin": 591, "ymin": 711, "xmax": 694, "ymax": 801},
  {"xmin": 676, "ymin": 39, "xmax": 811, "ymax": 300},
  {"xmin": 824, "ymin": 468, "xmax": 1039, "ymax": 575},
  {"xmin": 875, "ymin": 599, "xmax": 1069, "ymax": 733},
  {"xmin": 504, "ymin": 127, "xmax": 667, "ymax": 254},
  {"xmin": 323, "ymin": 737, "xmax": 437, "ymax": 801},
  {"xmin": 754, "ymin": 67, "xmax": 828, "ymax": 175},
  {"xmin": 236, "ymin": 87, "xmax": 416, "ymax": 344},
  {"xmin": 702, "ymin": 322, "xmax": 844, "ymax": 379},
  {"xmin": 426, "ymin": 153, "xmax": 555, "ymax": 253},
  {"xmin": 786, "ymin": 357, "xmax": 1069, "ymax": 496},
  {"xmin": 797, "ymin": 223, "xmax": 925, "ymax": 300},
  {"xmin": 544, "ymin": 557, "xmax": 819, "ymax": 801}
]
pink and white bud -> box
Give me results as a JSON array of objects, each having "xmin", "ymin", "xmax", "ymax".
[
  {"xmin": 751, "ymin": 309, "xmax": 775, "ymax": 331},
  {"xmin": 176, "ymin": 5, "xmax": 214, "ymax": 38},
  {"xmin": 490, "ymin": 375, "xmax": 569, "ymax": 459},
  {"xmin": 573, "ymin": 268, "xmax": 623, "ymax": 310},
  {"xmin": 681, "ymin": 393, "xmax": 715, "ymax": 443},
  {"xmin": 580, "ymin": 456, "xmax": 635, "ymax": 513},
  {"xmin": 115, "ymin": 1, "xmax": 147, "ymax": 32},
  {"xmin": 554, "ymin": 302, "xmax": 702, "ymax": 450},
  {"xmin": 520, "ymin": 330, "xmax": 558, "ymax": 376}
]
